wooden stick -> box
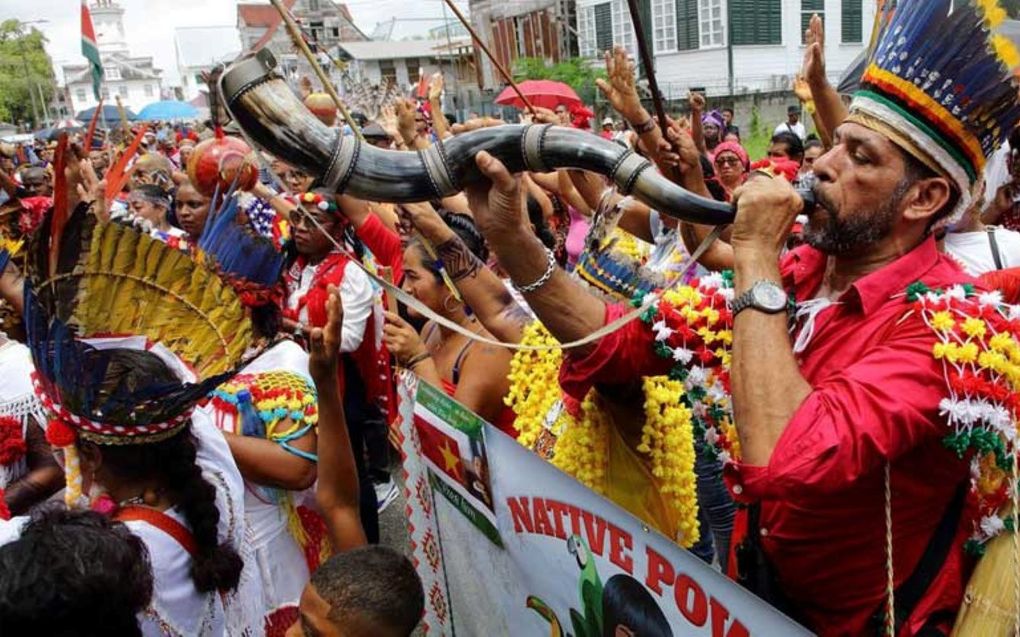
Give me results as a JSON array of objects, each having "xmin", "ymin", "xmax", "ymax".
[
  {"xmin": 268, "ymin": 0, "xmax": 364, "ymax": 142},
  {"xmin": 624, "ymin": 0, "xmax": 671, "ymax": 143},
  {"xmin": 439, "ymin": 0, "xmax": 536, "ymax": 115}
]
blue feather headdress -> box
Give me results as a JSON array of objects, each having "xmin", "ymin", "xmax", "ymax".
[
  {"xmin": 847, "ymin": 0, "xmax": 1020, "ymax": 224},
  {"xmin": 197, "ymin": 187, "xmax": 287, "ymax": 308}
]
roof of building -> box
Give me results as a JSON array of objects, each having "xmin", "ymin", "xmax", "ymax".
[
  {"xmin": 336, "ymin": 39, "xmax": 454, "ymax": 61},
  {"xmin": 174, "ymin": 26, "xmax": 242, "ymax": 69},
  {"xmin": 237, "ymin": 2, "xmax": 288, "ymax": 29}
]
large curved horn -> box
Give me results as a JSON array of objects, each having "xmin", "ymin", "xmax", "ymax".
[{"xmin": 221, "ymin": 50, "xmax": 748, "ymax": 225}]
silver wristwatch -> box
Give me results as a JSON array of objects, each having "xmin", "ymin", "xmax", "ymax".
[{"xmin": 731, "ymin": 280, "xmax": 788, "ymax": 316}]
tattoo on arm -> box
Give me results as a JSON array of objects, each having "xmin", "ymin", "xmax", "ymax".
[{"xmin": 437, "ymin": 236, "xmax": 482, "ymax": 282}]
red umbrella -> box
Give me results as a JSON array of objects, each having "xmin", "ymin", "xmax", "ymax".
[{"xmin": 494, "ymin": 80, "xmax": 582, "ymax": 111}]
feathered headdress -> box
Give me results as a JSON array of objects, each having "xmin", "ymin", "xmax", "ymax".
[
  {"xmin": 847, "ymin": 0, "xmax": 1020, "ymax": 224},
  {"xmin": 25, "ymin": 202, "xmax": 256, "ymax": 448},
  {"xmin": 198, "ymin": 189, "xmax": 287, "ymax": 308}
]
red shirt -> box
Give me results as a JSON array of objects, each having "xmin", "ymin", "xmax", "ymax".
[{"xmin": 560, "ymin": 237, "xmax": 974, "ymax": 636}]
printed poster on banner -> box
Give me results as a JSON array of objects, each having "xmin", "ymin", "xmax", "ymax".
[{"xmin": 398, "ymin": 375, "xmax": 813, "ymax": 637}]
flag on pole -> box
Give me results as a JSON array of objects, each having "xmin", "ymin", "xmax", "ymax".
[{"xmin": 81, "ymin": 1, "xmax": 103, "ymax": 100}]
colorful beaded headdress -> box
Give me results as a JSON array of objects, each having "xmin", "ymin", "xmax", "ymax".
[
  {"xmin": 198, "ymin": 188, "xmax": 287, "ymax": 308},
  {"xmin": 25, "ymin": 202, "xmax": 256, "ymax": 447},
  {"xmin": 847, "ymin": 0, "xmax": 1020, "ymax": 224}
]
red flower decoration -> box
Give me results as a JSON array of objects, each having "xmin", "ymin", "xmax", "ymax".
[
  {"xmin": 0, "ymin": 416, "xmax": 25, "ymax": 466},
  {"xmin": 0, "ymin": 487, "xmax": 9, "ymax": 521}
]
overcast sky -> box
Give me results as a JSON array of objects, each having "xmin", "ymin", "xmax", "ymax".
[{"xmin": 0, "ymin": 0, "xmax": 468, "ymax": 85}]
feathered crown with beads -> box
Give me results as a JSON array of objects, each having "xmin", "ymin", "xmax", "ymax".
[
  {"xmin": 198, "ymin": 189, "xmax": 287, "ymax": 307},
  {"xmin": 25, "ymin": 203, "xmax": 256, "ymax": 445},
  {"xmin": 848, "ymin": 0, "xmax": 1020, "ymax": 224}
]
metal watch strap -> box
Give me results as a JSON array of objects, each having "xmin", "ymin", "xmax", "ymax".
[{"xmin": 732, "ymin": 280, "xmax": 786, "ymax": 316}]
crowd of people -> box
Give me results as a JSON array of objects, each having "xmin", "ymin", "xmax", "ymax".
[{"xmin": 0, "ymin": 1, "xmax": 1018, "ymax": 636}]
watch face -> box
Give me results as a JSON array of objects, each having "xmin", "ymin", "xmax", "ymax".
[{"xmin": 753, "ymin": 283, "xmax": 788, "ymax": 312}]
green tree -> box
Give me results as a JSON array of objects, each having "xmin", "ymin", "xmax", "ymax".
[
  {"xmin": 512, "ymin": 57, "xmax": 606, "ymax": 106},
  {"xmin": 0, "ymin": 20, "xmax": 56, "ymax": 128}
]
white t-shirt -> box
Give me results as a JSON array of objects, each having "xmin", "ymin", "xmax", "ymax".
[
  {"xmin": 944, "ymin": 226, "xmax": 1020, "ymax": 275},
  {"xmin": 774, "ymin": 120, "xmax": 807, "ymax": 141},
  {"xmin": 287, "ymin": 259, "xmax": 374, "ymax": 353}
]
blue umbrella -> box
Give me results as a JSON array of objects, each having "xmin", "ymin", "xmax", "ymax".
[
  {"xmin": 137, "ymin": 100, "xmax": 199, "ymax": 121},
  {"xmin": 76, "ymin": 105, "xmax": 137, "ymax": 126}
]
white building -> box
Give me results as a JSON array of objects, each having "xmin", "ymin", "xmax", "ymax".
[
  {"xmin": 335, "ymin": 39, "xmax": 481, "ymax": 118},
  {"xmin": 62, "ymin": 0, "xmax": 163, "ymax": 115},
  {"xmin": 575, "ymin": 0, "xmax": 875, "ymax": 96},
  {"xmin": 174, "ymin": 26, "xmax": 243, "ymax": 103}
]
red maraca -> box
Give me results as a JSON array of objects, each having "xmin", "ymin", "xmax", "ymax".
[{"xmin": 186, "ymin": 135, "xmax": 258, "ymax": 197}]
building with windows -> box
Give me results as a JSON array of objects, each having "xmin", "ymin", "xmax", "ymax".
[
  {"xmin": 576, "ymin": 0, "xmax": 875, "ymax": 96},
  {"xmin": 468, "ymin": 0, "xmax": 577, "ymax": 90},
  {"xmin": 237, "ymin": 0, "xmax": 368, "ymax": 85},
  {"xmin": 174, "ymin": 26, "xmax": 243, "ymax": 103},
  {"xmin": 62, "ymin": 0, "xmax": 163, "ymax": 114}
]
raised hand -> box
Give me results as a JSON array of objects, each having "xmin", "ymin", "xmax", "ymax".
[
  {"xmin": 308, "ymin": 284, "xmax": 344, "ymax": 386},
  {"xmin": 689, "ymin": 92, "xmax": 706, "ymax": 114},
  {"xmin": 378, "ymin": 103, "xmax": 400, "ymax": 141},
  {"xmin": 803, "ymin": 14, "xmax": 826, "ymax": 87},
  {"xmin": 595, "ymin": 47, "xmax": 645, "ymax": 123},
  {"xmin": 395, "ymin": 98, "xmax": 419, "ymax": 145},
  {"xmin": 464, "ymin": 151, "xmax": 526, "ymax": 241},
  {"xmin": 428, "ymin": 72, "xmax": 444, "ymax": 102}
]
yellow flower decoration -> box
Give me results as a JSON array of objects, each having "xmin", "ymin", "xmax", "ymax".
[
  {"xmin": 961, "ymin": 317, "xmax": 987, "ymax": 339},
  {"xmin": 930, "ymin": 310, "xmax": 955, "ymax": 332}
]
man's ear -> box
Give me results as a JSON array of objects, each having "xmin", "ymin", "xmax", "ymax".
[{"xmin": 902, "ymin": 176, "xmax": 954, "ymax": 224}]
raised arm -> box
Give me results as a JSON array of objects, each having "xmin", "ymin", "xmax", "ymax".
[
  {"xmin": 309, "ymin": 286, "xmax": 367, "ymax": 551},
  {"xmin": 803, "ymin": 15, "xmax": 847, "ymax": 145},
  {"xmin": 401, "ymin": 201, "xmax": 528, "ymax": 343},
  {"xmin": 467, "ymin": 152, "xmax": 606, "ymax": 356}
]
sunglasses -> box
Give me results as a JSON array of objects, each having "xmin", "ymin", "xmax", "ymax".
[{"xmin": 715, "ymin": 157, "xmax": 742, "ymax": 167}]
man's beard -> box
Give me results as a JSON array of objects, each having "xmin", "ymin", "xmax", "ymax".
[{"xmin": 803, "ymin": 180, "xmax": 909, "ymax": 257}]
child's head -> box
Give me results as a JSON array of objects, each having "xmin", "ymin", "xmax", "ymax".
[{"xmin": 288, "ymin": 546, "xmax": 424, "ymax": 637}]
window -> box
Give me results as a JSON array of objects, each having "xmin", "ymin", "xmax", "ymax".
[
  {"xmin": 842, "ymin": 0, "xmax": 862, "ymax": 43},
  {"xmin": 307, "ymin": 0, "xmax": 320, "ymax": 10},
  {"xmin": 699, "ymin": 0, "xmax": 724, "ymax": 47},
  {"xmin": 101, "ymin": 86, "xmax": 110, "ymax": 99},
  {"xmin": 611, "ymin": 0, "xmax": 637, "ymax": 57},
  {"xmin": 653, "ymin": 0, "xmax": 677, "ymax": 53},
  {"xmin": 578, "ymin": 6, "xmax": 597, "ymax": 57},
  {"xmin": 594, "ymin": 3, "xmax": 613, "ymax": 53},
  {"xmin": 106, "ymin": 67, "xmax": 121, "ymax": 81},
  {"xmin": 144, "ymin": 84, "xmax": 153, "ymax": 97},
  {"xmin": 75, "ymin": 88, "xmax": 86, "ymax": 103},
  {"xmin": 676, "ymin": 0, "xmax": 698, "ymax": 50},
  {"xmin": 801, "ymin": 0, "xmax": 823, "ymax": 44},
  {"xmin": 730, "ymin": 0, "xmax": 782, "ymax": 45},
  {"xmin": 118, "ymin": 85, "xmax": 128, "ymax": 98}
]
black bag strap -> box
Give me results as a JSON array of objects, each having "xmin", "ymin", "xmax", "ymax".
[
  {"xmin": 987, "ymin": 226, "xmax": 1005, "ymax": 271},
  {"xmin": 872, "ymin": 481, "xmax": 967, "ymax": 635}
]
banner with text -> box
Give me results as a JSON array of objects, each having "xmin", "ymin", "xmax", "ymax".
[{"xmin": 397, "ymin": 375, "xmax": 813, "ymax": 637}]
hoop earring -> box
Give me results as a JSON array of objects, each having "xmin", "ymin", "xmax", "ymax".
[{"xmin": 442, "ymin": 294, "xmax": 460, "ymax": 314}]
